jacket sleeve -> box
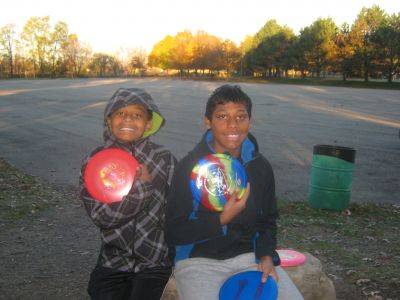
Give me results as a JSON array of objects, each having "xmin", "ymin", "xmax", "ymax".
[
  {"xmin": 254, "ymin": 158, "xmax": 279, "ymax": 259},
  {"xmin": 165, "ymin": 157, "xmax": 224, "ymax": 246}
]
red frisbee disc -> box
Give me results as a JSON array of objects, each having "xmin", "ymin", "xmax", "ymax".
[
  {"xmin": 277, "ymin": 249, "xmax": 307, "ymax": 267},
  {"xmin": 84, "ymin": 148, "xmax": 138, "ymax": 203}
]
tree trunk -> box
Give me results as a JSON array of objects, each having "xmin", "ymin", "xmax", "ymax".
[
  {"xmin": 364, "ymin": 70, "xmax": 369, "ymax": 82},
  {"xmin": 388, "ymin": 55, "xmax": 394, "ymax": 83},
  {"xmin": 363, "ymin": 54, "xmax": 369, "ymax": 82}
]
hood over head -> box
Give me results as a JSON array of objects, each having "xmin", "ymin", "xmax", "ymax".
[{"xmin": 103, "ymin": 88, "xmax": 165, "ymax": 142}]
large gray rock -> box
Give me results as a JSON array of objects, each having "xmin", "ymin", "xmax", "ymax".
[
  {"xmin": 161, "ymin": 252, "xmax": 336, "ymax": 300},
  {"xmin": 161, "ymin": 276, "xmax": 178, "ymax": 300},
  {"xmin": 284, "ymin": 252, "xmax": 336, "ymax": 300}
]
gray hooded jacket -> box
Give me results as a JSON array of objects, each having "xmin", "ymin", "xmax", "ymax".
[{"xmin": 79, "ymin": 88, "xmax": 177, "ymax": 272}]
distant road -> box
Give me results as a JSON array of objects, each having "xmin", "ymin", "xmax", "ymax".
[{"xmin": 1, "ymin": 78, "xmax": 399, "ymax": 204}]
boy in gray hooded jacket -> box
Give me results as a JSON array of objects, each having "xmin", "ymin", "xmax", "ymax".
[{"xmin": 79, "ymin": 88, "xmax": 176, "ymax": 299}]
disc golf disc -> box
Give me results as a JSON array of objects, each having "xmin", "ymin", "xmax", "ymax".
[
  {"xmin": 219, "ymin": 271, "xmax": 278, "ymax": 300},
  {"xmin": 84, "ymin": 148, "xmax": 138, "ymax": 203},
  {"xmin": 190, "ymin": 153, "xmax": 247, "ymax": 212},
  {"xmin": 277, "ymin": 249, "xmax": 307, "ymax": 267}
]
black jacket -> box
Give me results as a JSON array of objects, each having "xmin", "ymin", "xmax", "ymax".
[{"xmin": 165, "ymin": 130, "xmax": 279, "ymax": 262}]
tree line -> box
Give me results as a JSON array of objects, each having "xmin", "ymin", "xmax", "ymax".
[
  {"xmin": 1, "ymin": 5, "xmax": 399, "ymax": 82},
  {"xmin": 0, "ymin": 16, "xmax": 148, "ymax": 79}
]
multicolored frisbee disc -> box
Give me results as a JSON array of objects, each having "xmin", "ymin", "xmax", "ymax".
[
  {"xmin": 190, "ymin": 153, "xmax": 247, "ymax": 212},
  {"xmin": 277, "ymin": 249, "xmax": 307, "ymax": 267},
  {"xmin": 219, "ymin": 271, "xmax": 278, "ymax": 300},
  {"xmin": 84, "ymin": 148, "xmax": 138, "ymax": 204}
]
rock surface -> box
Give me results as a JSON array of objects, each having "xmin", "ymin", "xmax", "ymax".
[
  {"xmin": 161, "ymin": 252, "xmax": 336, "ymax": 300},
  {"xmin": 284, "ymin": 252, "xmax": 336, "ymax": 300}
]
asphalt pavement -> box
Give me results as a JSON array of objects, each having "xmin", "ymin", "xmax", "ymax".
[{"xmin": 0, "ymin": 78, "xmax": 399, "ymax": 204}]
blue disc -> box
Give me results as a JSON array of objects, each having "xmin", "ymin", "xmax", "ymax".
[{"xmin": 219, "ymin": 271, "xmax": 278, "ymax": 300}]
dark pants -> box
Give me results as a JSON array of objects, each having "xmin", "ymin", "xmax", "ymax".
[{"xmin": 88, "ymin": 265, "xmax": 172, "ymax": 300}]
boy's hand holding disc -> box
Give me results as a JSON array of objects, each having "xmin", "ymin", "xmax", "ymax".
[
  {"xmin": 258, "ymin": 256, "xmax": 279, "ymax": 283},
  {"xmin": 84, "ymin": 148, "xmax": 138, "ymax": 204},
  {"xmin": 220, "ymin": 183, "xmax": 250, "ymax": 225},
  {"xmin": 135, "ymin": 164, "xmax": 152, "ymax": 183}
]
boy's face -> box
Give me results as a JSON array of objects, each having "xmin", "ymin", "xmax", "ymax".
[
  {"xmin": 107, "ymin": 104, "xmax": 152, "ymax": 143},
  {"xmin": 204, "ymin": 101, "xmax": 251, "ymax": 158}
]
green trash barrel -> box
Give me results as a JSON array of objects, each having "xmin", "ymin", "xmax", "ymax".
[{"xmin": 308, "ymin": 145, "xmax": 356, "ymax": 210}]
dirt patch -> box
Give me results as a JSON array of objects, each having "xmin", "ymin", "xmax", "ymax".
[
  {"xmin": 0, "ymin": 159, "xmax": 98, "ymax": 300},
  {"xmin": 1, "ymin": 158, "xmax": 399, "ymax": 300}
]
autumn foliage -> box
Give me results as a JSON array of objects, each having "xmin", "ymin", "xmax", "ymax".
[{"xmin": 0, "ymin": 5, "xmax": 399, "ymax": 82}]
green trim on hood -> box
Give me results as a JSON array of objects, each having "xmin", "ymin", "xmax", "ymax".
[{"xmin": 143, "ymin": 111, "xmax": 164, "ymax": 138}]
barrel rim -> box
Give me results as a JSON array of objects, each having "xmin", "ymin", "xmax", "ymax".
[{"xmin": 313, "ymin": 144, "xmax": 356, "ymax": 163}]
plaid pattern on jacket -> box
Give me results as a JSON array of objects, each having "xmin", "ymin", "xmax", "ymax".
[{"xmin": 80, "ymin": 138, "xmax": 176, "ymax": 272}]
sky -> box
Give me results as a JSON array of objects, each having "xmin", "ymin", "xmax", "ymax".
[{"xmin": 1, "ymin": 0, "xmax": 398, "ymax": 54}]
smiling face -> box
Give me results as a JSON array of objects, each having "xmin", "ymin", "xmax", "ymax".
[
  {"xmin": 106, "ymin": 104, "xmax": 152, "ymax": 143},
  {"xmin": 204, "ymin": 101, "xmax": 252, "ymax": 158}
]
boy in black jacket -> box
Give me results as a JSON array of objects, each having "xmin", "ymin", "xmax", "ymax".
[{"xmin": 165, "ymin": 84, "xmax": 303, "ymax": 299}]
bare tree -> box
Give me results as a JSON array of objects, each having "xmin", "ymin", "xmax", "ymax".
[
  {"xmin": 0, "ymin": 23, "xmax": 18, "ymax": 78},
  {"xmin": 128, "ymin": 47, "xmax": 147, "ymax": 76},
  {"xmin": 20, "ymin": 16, "xmax": 51, "ymax": 77},
  {"xmin": 50, "ymin": 21, "xmax": 68, "ymax": 77}
]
